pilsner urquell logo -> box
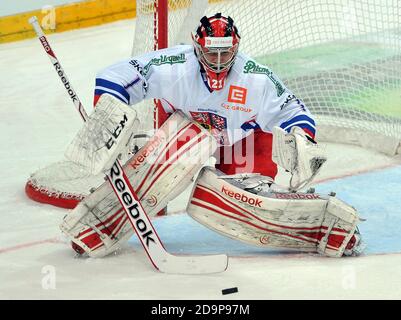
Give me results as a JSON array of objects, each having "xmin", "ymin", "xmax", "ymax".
[{"xmin": 143, "ymin": 54, "xmax": 186, "ymax": 75}]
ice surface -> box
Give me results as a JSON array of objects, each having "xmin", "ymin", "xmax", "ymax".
[{"xmin": 1, "ymin": 19, "xmax": 401, "ymax": 299}]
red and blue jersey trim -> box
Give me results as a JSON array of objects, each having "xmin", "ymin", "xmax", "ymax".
[
  {"xmin": 94, "ymin": 78, "xmax": 132, "ymax": 106},
  {"xmin": 280, "ymin": 114, "xmax": 316, "ymax": 138}
]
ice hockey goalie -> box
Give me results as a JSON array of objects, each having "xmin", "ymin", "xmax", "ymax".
[
  {"xmin": 43, "ymin": 13, "xmax": 365, "ymax": 258},
  {"xmin": 59, "ymin": 94, "xmax": 363, "ymax": 258}
]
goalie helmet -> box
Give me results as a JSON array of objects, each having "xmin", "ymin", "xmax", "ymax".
[{"xmin": 192, "ymin": 13, "xmax": 240, "ymax": 90}]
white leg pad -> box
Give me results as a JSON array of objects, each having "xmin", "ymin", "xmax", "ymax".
[
  {"xmin": 60, "ymin": 111, "xmax": 217, "ymax": 257},
  {"xmin": 187, "ymin": 166, "xmax": 362, "ymax": 257}
]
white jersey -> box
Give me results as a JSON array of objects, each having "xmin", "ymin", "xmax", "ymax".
[{"xmin": 95, "ymin": 45, "xmax": 316, "ymax": 146}]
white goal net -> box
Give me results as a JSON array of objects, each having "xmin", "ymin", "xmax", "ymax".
[{"xmin": 134, "ymin": 0, "xmax": 401, "ymax": 155}]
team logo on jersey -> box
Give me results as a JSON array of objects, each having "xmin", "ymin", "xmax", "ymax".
[
  {"xmin": 190, "ymin": 111, "xmax": 229, "ymax": 145},
  {"xmin": 190, "ymin": 112, "xmax": 210, "ymax": 125},
  {"xmin": 228, "ymin": 85, "xmax": 247, "ymax": 104}
]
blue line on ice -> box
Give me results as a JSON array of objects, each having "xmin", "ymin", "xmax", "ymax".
[{"xmin": 129, "ymin": 165, "xmax": 401, "ymax": 256}]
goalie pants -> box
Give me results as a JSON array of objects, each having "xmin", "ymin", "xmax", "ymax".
[
  {"xmin": 215, "ymin": 129, "xmax": 278, "ymax": 179},
  {"xmin": 156, "ymin": 105, "xmax": 278, "ymax": 180}
]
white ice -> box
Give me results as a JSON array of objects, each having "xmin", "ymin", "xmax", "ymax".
[{"xmin": 1, "ymin": 18, "xmax": 401, "ymax": 300}]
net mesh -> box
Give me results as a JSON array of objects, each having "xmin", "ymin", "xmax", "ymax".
[{"xmin": 134, "ymin": 0, "xmax": 401, "ymax": 154}]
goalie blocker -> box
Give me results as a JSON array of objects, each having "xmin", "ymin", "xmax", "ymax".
[{"xmin": 187, "ymin": 166, "xmax": 363, "ymax": 257}]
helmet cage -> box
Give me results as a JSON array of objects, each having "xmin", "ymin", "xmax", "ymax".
[
  {"xmin": 192, "ymin": 14, "xmax": 240, "ymax": 90},
  {"xmin": 193, "ymin": 37, "xmax": 239, "ymax": 73}
]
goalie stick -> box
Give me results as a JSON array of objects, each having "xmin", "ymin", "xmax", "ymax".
[{"xmin": 29, "ymin": 16, "xmax": 228, "ymax": 274}]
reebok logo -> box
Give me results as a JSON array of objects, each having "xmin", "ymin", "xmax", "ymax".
[
  {"xmin": 53, "ymin": 62, "xmax": 78, "ymax": 103},
  {"xmin": 274, "ymin": 193, "xmax": 321, "ymax": 200},
  {"xmin": 221, "ymin": 185, "xmax": 262, "ymax": 207},
  {"xmin": 129, "ymin": 135, "xmax": 162, "ymax": 169},
  {"xmin": 109, "ymin": 162, "xmax": 155, "ymax": 247}
]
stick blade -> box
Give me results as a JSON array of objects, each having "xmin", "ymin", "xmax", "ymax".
[{"xmin": 158, "ymin": 253, "xmax": 228, "ymax": 275}]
